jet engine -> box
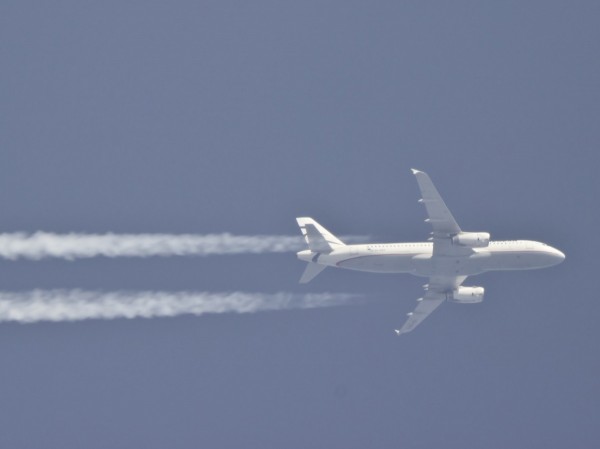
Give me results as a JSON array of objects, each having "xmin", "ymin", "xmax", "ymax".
[
  {"xmin": 448, "ymin": 286, "xmax": 484, "ymax": 303},
  {"xmin": 451, "ymin": 232, "xmax": 490, "ymax": 248}
]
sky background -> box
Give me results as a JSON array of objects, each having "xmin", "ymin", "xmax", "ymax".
[{"xmin": 1, "ymin": 1, "xmax": 599, "ymax": 448}]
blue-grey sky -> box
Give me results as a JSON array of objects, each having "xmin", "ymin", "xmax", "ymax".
[{"xmin": 1, "ymin": 1, "xmax": 598, "ymax": 448}]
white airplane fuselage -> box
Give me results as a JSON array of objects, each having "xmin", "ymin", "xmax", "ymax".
[
  {"xmin": 297, "ymin": 240, "xmax": 565, "ymax": 277},
  {"xmin": 296, "ymin": 169, "xmax": 565, "ymax": 334}
]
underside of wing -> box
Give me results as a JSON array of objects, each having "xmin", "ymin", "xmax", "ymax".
[
  {"xmin": 428, "ymin": 275, "xmax": 468, "ymax": 292},
  {"xmin": 412, "ymin": 169, "xmax": 461, "ymax": 237},
  {"xmin": 395, "ymin": 275, "xmax": 468, "ymax": 335},
  {"xmin": 411, "ymin": 169, "xmax": 472, "ymax": 256},
  {"xmin": 395, "ymin": 290, "xmax": 445, "ymax": 335}
]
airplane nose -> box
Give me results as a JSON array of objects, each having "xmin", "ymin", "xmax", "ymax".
[{"xmin": 552, "ymin": 248, "xmax": 566, "ymax": 264}]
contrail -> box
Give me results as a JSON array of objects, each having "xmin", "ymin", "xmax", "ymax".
[
  {"xmin": 0, "ymin": 290, "xmax": 359, "ymax": 323},
  {"xmin": 0, "ymin": 232, "xmax": 367, "ymax": 260},
  {"xmin": 0, "ymin": 232, "xmax": 332, "ymax": 260}
]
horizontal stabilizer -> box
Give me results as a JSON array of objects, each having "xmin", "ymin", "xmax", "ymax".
[{"xmin": 299, "ymin": 262, "xmax": 327, "ymax": 284}]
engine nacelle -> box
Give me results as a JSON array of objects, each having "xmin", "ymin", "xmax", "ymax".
[
  {"xmin": 449, "ymin": 286, "xmax": 484, "ymax": 304},
  {"xmin": 451, "ymin": 232, "xmax": 490, "ymax": 248}
]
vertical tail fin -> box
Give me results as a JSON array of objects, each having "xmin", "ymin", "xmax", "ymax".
[
  {"xmin": 295, "ymin": 217, "xmax": 344, "ymax": 284},
  {"xmin": 296, "ymin": 217, "xmax": 345, "ymax": 253}
]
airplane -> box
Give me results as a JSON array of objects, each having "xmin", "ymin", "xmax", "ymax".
[{"xmin": 296, "ymin": 169, "xmax": 565, "ymax": 335}]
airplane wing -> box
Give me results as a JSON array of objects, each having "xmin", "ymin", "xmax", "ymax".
[
  {"xmin": 411, "ymin": 169, "xmax": 461, "ymax": 237},
  {"xmin": 395, "ymin": 275, "xmax": 467, "ymax": 335},
  {"xmin": 412, "ymin": 169, "xmax": 471, "ymax": 256}
]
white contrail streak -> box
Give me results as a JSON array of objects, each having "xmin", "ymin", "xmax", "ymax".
[
  {"xmin": 0, "ymin": 290, "xmax": 358, "ymax": 323},
  {"xmin": 0, "ymin": 232, "xmax": 322, "ymax": 260}
]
